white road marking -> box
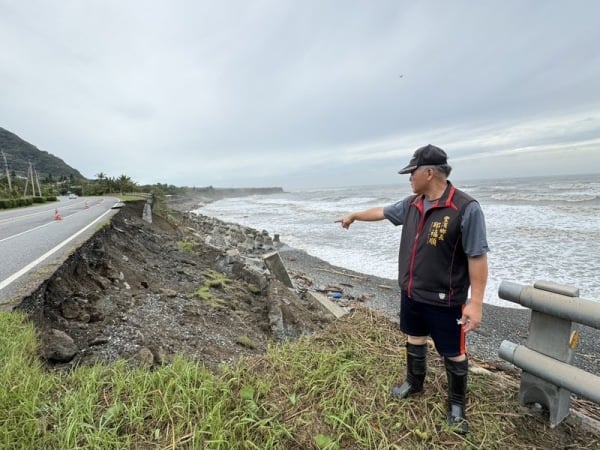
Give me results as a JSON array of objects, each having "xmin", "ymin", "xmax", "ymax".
[{"xmin": 0, "ymin": 206, "xmax": 115, "ymax": 292}]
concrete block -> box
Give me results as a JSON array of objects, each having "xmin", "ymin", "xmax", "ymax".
[
  {"xmin": 263, "ymin": 251, "xmax": 294, "ymax": 288},
  {"xmin": 306, "ymin": 291, "xmax": 348, "ymax": 319}
]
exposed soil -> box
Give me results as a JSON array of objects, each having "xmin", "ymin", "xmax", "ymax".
[{"xmin": 16, "ymin": 200, "xmax": 333, "ymax": 371}]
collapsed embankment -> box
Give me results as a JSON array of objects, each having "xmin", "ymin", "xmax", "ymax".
[{"xmin": 16, "ymin": 200, "xmax": 334, "ymax": 370}]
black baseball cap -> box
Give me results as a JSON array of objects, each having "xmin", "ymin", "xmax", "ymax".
[{"xmin": 398, "ymin": 144, "xmax": 448, "ymax": 174}]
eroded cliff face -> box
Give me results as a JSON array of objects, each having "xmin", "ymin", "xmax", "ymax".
[{"xmin": 16, "ymin": 201, "xmax": 331, "ymax": 371}]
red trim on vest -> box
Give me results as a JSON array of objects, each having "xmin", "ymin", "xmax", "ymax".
[{"xmin": 459, "ymin": 304, "xmax": 466, "ymax": 355}]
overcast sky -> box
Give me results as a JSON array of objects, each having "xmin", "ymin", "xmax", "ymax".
[{"xmin": 1, "ymin": 1, "xmax": 599, "ymax": 189}]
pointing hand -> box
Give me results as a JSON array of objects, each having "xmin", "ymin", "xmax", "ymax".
[{"xmin": 335, "ymin": 216, "xmax": 354, "ymax": 229}]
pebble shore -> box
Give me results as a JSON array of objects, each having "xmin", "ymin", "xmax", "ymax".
[{"xmin": 278, "ymin": 245, "xmax": 599, "ymax": 376}]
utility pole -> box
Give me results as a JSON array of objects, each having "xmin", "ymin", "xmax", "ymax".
[
  {"xmin": 23, "ymin": 165, "xmax": 29, "ymax": 196},
  {"xmin": 24, "ymin": 162, "xmax": 36, "ymax": 196},
  {"xmin": 1, "ymin": 149, "xmax": 12, "ymax": 192},
  {"xmin": 34, "ymin": 169, "xmax": 42, "ymax": 197},
  {"xmin": 29, "ymin": 163, "xmax": 37, "ymax": 197}
]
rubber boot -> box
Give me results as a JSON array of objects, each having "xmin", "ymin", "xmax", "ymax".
[
  {"xmin": 444, "ymin": 357, "xmax": 469, "ymax": 434},
  {"xmin": 391, "ymin": 343, "xmax": 427, "ymax": 398}
]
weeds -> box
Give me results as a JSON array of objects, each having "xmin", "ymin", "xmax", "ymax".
[
  {"xmin": 195, "ymin": 269, "xmax": 235, "ymax": 306},
  {"xmin": 177, "ymin": 240, "xmax": 198, "ymax": 253},
  {"xmin": 236, "ymin": 336, "xmax": 257, "ymax": 349},
  {"xmin": 0, "ymin": 308, "xmax": 598, "ymax": 449}
]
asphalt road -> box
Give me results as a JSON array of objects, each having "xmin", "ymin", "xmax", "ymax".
[{"xmin": 0, "ymin": 196, "xmax": 121, "ymax": 309}]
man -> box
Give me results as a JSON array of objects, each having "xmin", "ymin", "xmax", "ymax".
[{"xmin": 337, "ymin": 144, "xmax": 489, "ymax": 434}]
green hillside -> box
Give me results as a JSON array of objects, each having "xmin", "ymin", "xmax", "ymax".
[{"xmin": 0, "ymin": 127, "xmax": 85, "ymax": 180}]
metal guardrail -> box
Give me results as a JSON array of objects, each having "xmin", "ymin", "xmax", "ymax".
[{"xmin": 498, "ymin": 280, "xmax": 600, "ymax": 427}]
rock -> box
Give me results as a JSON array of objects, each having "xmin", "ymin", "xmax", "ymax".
[
  {"xmin": 61, "ymin": 299, "xmax": 82, "ymax": 319},
  {"xmin": 159, "ymin": 288, "xmax": 178, "ymax": 297},
  {"xmin": 43, "ymin": 329, "xmax": 78, "ymax": 362},
  {"xmin": 133, "ymin": 347, "xmax": 154, "ymax": 367},
  {"xmin": 150, "ymin": 346, "xmax": 167, "ymax": 365},
  {"xmin": 89, "ymin": 336, "xmax": 109, "ymax": 346},
  {"xmin": 88, "ymin": 297, "xmax": 111, "ymax": 322}
]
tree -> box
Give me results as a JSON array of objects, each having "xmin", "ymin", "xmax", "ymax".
[{"xmin": 116, "ymin": 174, "xmax": 136, "ymax": 193}]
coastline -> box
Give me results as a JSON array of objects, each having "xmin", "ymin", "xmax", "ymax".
[
  {"xmin": 278, "ymin": 245, "xmax": 599, "ymax": 376},
  {"xmin": 170, "ymin": 195, "xmax": 599, "ymax": 375}
]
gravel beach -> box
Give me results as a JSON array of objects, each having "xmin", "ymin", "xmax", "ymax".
[
  {"xmin": 277, "ymin": 244, "xmax": 599, "ymax": 376},
  {"xmin": 169, "ymin": 194, "xmax": 598, "ymax": 376}
]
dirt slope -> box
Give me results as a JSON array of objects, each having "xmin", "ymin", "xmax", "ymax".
[{"xmin": 17, "ymin": 201, "xmax": 332, "ymax": 370}]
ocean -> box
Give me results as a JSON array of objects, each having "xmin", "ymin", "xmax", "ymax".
[{"xmin": 194, "ymin": 173, "xmax": 600, "ymax": 308}]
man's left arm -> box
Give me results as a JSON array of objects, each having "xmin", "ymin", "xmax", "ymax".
[{"xmin": 461, "ymin": 254, "xmax": 488, "ymax": 333}]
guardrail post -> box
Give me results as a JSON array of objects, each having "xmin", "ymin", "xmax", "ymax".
[
  {"xmin": 498, "ymin": 280, "xmax": 595, "ymax": 427},
  {"xmin": 521, "ymin": 281, "xmax": 578, "ymax": 427}
]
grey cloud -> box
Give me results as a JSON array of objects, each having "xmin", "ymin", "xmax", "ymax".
[{"xmin": 1, "ymin": 1, "xmax": 599, "ymax": 188}]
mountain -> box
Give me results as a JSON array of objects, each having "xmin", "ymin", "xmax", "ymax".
[{"xmin": 0, "ymin": 127, "xmax": 85, "ymax": 180}]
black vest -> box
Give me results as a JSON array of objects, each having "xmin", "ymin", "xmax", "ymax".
[{"xmin": 398, "ymin": 182, "xmax": 475, "ymax": 307}]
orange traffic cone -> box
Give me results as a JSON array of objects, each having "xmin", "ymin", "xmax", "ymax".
[{"xmin": 54, "ymin": 209, "xmax": 62, "ymax": 221}]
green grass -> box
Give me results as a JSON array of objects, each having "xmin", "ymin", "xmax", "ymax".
[
  {"xmin": 1, "ymin": 309, "xmax": 598, "ymax": 449},
  {"xmin": 195, "ymin": 269, "xmax": 238, "ymax": 307},
  {"xmin": 177, "ymin": 240, "xmax": 199, "ymax": 253},
  {"xmin": 118, "ymin": 194, "xmax": 151, "ymax": 202}
]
